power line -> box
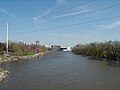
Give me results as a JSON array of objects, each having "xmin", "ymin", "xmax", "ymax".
[
  {"xmin": 41, "ymin": 0, "xmax": 96, "ymax": 18},
  {"xmin": 6, "ymin": 23, "xmax": 9, "ymax": 53},
  {"xmin": 36, "ymin": 3, "xmax": 120, "ymax": 25},
  {"xmin": 13, "ymin": 3, "xmax": 120, "ymax": 30},
  {"xmin": 12, "ymin": 15, "xmax": 120, "ymax": 34},
  {"xmin": 12, "ymin": 0, "xmax": 96, "ymax": 27}
]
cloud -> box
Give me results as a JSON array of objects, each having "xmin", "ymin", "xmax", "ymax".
[
  {"xmin": 97, "ymin": 21, "xmax": 120, "ymax": 29},
  {"xmin": 33, "ymin": 7, "xmax": 54, "ymax": 21},
  {"xmin": 32, "ymin": 7, "xmax": 55, "ymax": 27},
  {"xmin": 0, "ymin": 7, "xmax": 14, "ymax": 17},
  {"xmin": 54, "ymin": 10, "xmax": 91, "ymax": 18},
  {"xmin": 32, "ymin": 0, "xmax": 67, "ymax": 27}
]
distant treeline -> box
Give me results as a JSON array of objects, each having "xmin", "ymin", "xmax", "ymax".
[
  {"xmin": 72, "ymin": 41, "xmax": 120, "ymax": 61},
  {"xmin": 0, "ymin": 41, "xmax": 46, "ymax": 56}
]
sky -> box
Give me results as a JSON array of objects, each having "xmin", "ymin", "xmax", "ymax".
[{"xmin": 0, "ymin": 0, "xmax": 120, "ymax": 47}]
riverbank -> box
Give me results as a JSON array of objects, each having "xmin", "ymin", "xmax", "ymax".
[
  {"xmin": 0, "ymin": 68, "xmax": 9, "ymax": 82},
  {"xmin": 72, "ymin": 41, "xmax": 120, "ymax": 66},
  {"xmin": 0, "ymin": 51, "xmax": 47, "ymax": 82},
  {"xmin": 0, "ymin": 52, "xmax": 47, "ymax": 63}
]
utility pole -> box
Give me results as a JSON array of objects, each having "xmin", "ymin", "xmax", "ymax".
[{"xmin": 6, "ymin": 23, "xmax": 8, "ymax": 53}]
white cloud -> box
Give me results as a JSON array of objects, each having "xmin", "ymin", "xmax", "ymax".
[
  {"xmin": 97, "ymin": 21, "xmax": 120, "ymax": 29},
  {"xmin": 32, "ymin": 7, "xmax": 55, "ymax": 27},
  {"xmin": 33, "ymin": 7, "xmax": 54, "ymax": 21},
  {"xmin": 54, "ymin": 10, "xmax": 91, "ymax": 18},
  {"xmin": 0, "ymin": 7, "xmax": 14, "ymax": 17},
  {"xmin": 32, "ymin": 0, "xmax": 67, "ymax": 28}
]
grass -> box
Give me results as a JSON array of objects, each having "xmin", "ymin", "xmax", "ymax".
[{"xmin": 25, "ymin": 52, "xmax": 37, "ymax": 56}]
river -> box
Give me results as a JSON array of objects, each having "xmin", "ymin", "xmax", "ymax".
[{"xmin": 0, "ymin": 51, "xmax": 120, "ymax": 90}]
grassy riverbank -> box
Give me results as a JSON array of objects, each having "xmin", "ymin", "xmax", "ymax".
[
  {"xmin": 0, "ymin": 41, "xmax": 48, "ymax": 82},
  {"xmin": 0, "ymin": 41, "xmax": 48, "ymax": 62},
  {"xmin": 72, "ymin": 41, "xmax": 120, "ymax": 62},
  {"xmin": 0, "ymin": 51, "xmax": 48, "ymax": 82},
  {"xmin": 0, "ymin": 52, "xmax": 47, "ymax": 63}
]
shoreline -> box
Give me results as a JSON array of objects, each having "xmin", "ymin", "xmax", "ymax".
[
  {"xmin": 76, "ymin": 54, "xmax": 120, "ymax": 67},
  {"xmin": 0, "ymin": 51, "xmax": 48, "ymax": 82},
  {"xmin": 0, "ymin": 51, "xmax": 47, "ymax": 63},
  {"xmin": 0, "ymin": 68, "xmax": 9, "ymax": 82}
]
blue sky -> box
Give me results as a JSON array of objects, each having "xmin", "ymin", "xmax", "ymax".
[{"xmin": 0, "ymin": 0, "xmax": 120, "ymax": 47}]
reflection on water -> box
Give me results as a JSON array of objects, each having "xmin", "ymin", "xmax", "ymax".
[{"xmin": 0, "ymin": 51, "xmax": 120, "ymax": 90}]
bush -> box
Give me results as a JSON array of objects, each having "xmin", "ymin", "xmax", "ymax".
[{"xmin": 72, "ymin": 41, "xmax": 120, "ymax": 61}]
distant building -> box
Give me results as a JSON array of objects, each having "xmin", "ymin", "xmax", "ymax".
[
  {"xmin": 60, "ymin": 46, "xmax": 72, "ymax": 51},
  {"xmin": 67, "ymin": 46, "xmax": 72, "ymax": 51},
  {"xmin": 19, "ymin": 42, "xmax": 24, "ymax": 45},
  {"xmin": 50, "ymin": 45, "xmax": 72, "ymax": 51},
  {"xmin": 51, "ymin": 45, "xmax": 61, "ymax": 51}
]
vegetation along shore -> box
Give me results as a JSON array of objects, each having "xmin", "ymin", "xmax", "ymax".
[
  {"xmin": 0, "ymin": 41, "xmax": 48, "ymax": 82},
  {"xmin": 0, "ymin": 41, "xmax": 48, "ymax": 62},
  {"xmin": 72, "ymin": 40, "xmax": 120, "ymax": 66}
]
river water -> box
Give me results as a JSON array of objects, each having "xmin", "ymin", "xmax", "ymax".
[{"xmin": 0, "ymin": 51, "xmax": 120, "ymax": 90}]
